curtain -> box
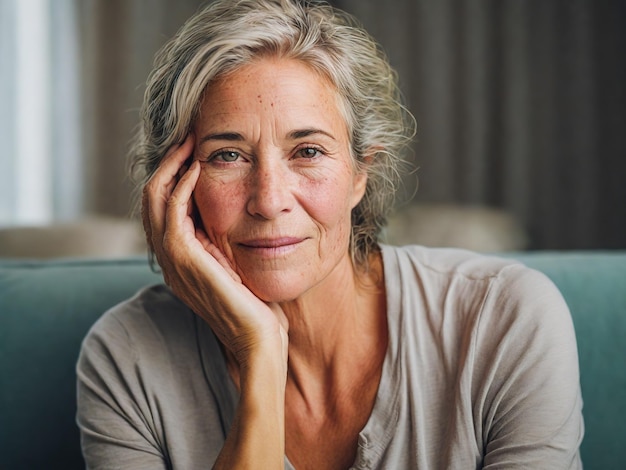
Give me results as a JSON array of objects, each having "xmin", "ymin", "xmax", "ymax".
[
  {"xmin": 336, "ymin": 0, "xmax": 626, "ymax": 249},
  {"xmin": 0, "ymin": 0, "xmax": 81, "ymax": 225},
  {"xmin": 0, "ymin": 0, "xmax": 17, "ymax": 223},
  {"xmin": 78, "ymin": 0, "xmax": 203, "ymax": 217},
  {"xmin": 74, "ymin": 0, "xmax": 625, "ymax": 249}
]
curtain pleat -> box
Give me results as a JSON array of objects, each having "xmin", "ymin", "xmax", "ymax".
[
  {"xmin": 337, "ymin": 0, "xmax": 625, "ymax": 249},
  {"xmin": 77, "ymin": 0, "xmax": 625, "ymax": 249},
  {"xmin": 78, "ymin": 0, "xmax": 203, "ymax": 217}
]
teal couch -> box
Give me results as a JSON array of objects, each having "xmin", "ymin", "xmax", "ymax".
[{"xmin": 1, "ymin": 252, "xmax": 625, "ymax": 469}]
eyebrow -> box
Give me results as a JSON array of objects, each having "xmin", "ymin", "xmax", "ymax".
[
  {"xmin": 288, "ymin": 128, "xmax": 337, "ymax": 141},
  {"xmin": 199, "ymin": 132, "xmax": 244, "ymax": 144},
  {"xmin": 199, "ymin": 128, "xmax": 337, "ymax": 144}
]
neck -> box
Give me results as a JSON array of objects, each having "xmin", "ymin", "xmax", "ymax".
[
  {"xmin": 281, "ymin": 252, "xmax": 387, "ymax": 398},
  {"xmin": 222, "ymin": 251, "xmax": 387, "ymax": 401}
]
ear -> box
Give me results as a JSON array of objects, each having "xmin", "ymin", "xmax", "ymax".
[
  {"xmin": 350, "ymin": 150, "xmax": 377, "ymax": 209},
  {"xmin": 350, "ymin": 170, "xmax": 368, "ymax": 209}
]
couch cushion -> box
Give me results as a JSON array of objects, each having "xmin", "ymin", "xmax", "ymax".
[
  {"xmin": 0, "ymin": 258, "xmax": 162, "ymax": 469},
  {"xmin": 1, "ymin": 252, "xmax": 625, "ymax": 469},
  {"xmin": 512, "ymin": 251, "xmax": 626, "ymax": 468}
]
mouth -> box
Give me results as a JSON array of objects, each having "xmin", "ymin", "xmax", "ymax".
[{"xmin": 238, "ymin": 237, "xmax": 306, "ymax": 255}]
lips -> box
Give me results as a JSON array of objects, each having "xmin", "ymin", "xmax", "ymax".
[{"xmin": 238, "ymin": 237, "xmax": 306, "ymax": 249}]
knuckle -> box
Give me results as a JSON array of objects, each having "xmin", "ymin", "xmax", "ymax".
[
  {"xmin": 161, "ymin": 234, "xmax": 173, "ymax": 252},
  {"xmin": 161, "ymin": 233, "xmax": 179, "ymax": 256},
  {"xmin": 143, "ymin": 180, "xmax": 157, "ymax": 197},
  {"xmin": 166, "ymin": 193, "xmax": 184, "ymax": 209}
]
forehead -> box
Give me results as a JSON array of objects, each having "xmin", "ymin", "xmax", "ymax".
[
  {"xmin": 209, "ymin": 57, "xmax": 335, "ymax": 97},
  {"xmin": 196, "ymin": 58, "xmax": 349, "ymax": 133}
]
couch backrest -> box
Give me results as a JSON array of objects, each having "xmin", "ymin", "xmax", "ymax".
[
  {"xmin": 1, "ymin": 253, "xmax": 625, "ymax": 469},
  {"xmin": 0, "ymin": 258, "xmax": 162, "ymax": 469},
  {"xmin": 511, "ymin": 252, "xmax": 626, "ymax": 468}
]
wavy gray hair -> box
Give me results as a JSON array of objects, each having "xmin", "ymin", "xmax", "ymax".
[{"xmin": 130, "ymin": 0, "xmax": 415, "ymax": 268}]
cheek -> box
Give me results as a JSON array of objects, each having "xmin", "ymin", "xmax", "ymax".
[
  {"xmin": 193, "ymin": 175, "xmax": 243, "ymax": 235},
  {"xmin": 302, "ymin": 177, "xmax": 354, "ymax": 235}
]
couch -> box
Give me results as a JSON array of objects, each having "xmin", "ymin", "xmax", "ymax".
[{"xmin": 1, "ymin": 252, "xmax": 625, "ymax": 469}]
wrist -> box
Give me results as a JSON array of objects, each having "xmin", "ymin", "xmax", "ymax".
[{"xmin": 239, "ymin": 337, "xmax": 288, "ymax": 390}]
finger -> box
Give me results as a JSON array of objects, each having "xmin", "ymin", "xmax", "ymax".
[
  {"xmin": 198, "ymin": 231, "xmax": 242, "ymax": 283},
  {"xmin": 140, "ymin": 193, "xmax": 154, "ymax": 251},
  {"xmin": 164, "ymin": 159, "xmax": 201, "ymax": 242},
  {"xmin": 148, "ymin": 134, "xmax": 195, "ymax": 207},
  {"xmin": 160, "ymin": 133, "xmax": 195, "ymax": 173},
  {"xmin": 144, "ymin": 134, "xmax": 194, "ymax": 208},
  {"xmin": 144, "ymin": 135, "xmax": 195, "ymax": 248}
]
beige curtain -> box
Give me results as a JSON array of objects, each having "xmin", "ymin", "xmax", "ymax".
[{"xmin": 78, "ymin": 0, "xmax": 626, "ymax": 249}]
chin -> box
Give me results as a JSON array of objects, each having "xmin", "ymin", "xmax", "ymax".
[{"xmin": 241, "ymin": 274, "xmax": 308, "ymax": 303}]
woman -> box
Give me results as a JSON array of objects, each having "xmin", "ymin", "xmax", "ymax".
[{"xmin": 77, "ymin": 0, "xmax": 584, "ymax": 468}]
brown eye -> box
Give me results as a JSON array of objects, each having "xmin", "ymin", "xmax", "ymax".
[{"xmin": 298, "ymin": 147, "xmax": 321, "ymax": 159}]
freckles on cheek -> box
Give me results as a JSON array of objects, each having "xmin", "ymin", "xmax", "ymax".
[
  {"xmin": 306, "ymin": 179, "xmax": 355, "ymax": 252},
  {"xmin": 313, "ymin": 178, "xmax": 354, "ymax": 221},
  {"xmin": 193, "ymin": 178, "xmax": 240, "ymax": 237}
]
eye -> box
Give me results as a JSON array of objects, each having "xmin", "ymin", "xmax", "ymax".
[
  {"xmin": 210, "ymin": 150, "xmax": 241, "ymax": 162},
  {"xmin": 296, "ymin": 147, "xmax": 322, "ymax": 159}
]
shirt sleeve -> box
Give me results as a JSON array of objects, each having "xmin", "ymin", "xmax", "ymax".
[
  {"xmin": 475, "ymin": 265, "xmax": 584, "ymax": 469},
  {"xmin": 76, "ymin": 309, "xmax": 169, "ymax": 470}
]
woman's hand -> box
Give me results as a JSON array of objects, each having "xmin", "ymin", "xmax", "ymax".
[
  {"xmin": 142, "ymin": 135, "xmax": 288, "ymax": 468},
  {"xmin": 141, "ymin": 134, "xmax": 289, "ymax": 375}
]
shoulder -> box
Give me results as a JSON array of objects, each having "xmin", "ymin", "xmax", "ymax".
[
  {"xmin": 382, "ymin": 243, "xmax": 564, "ymax": 303},
  {"xmin": 381, "ymin": 244, "xmax": 573, "ymax": 345},
  {"xmin": 382, "ymin": 243, "xmax": 523, "ymax": 280},
  {"xmin": 82, "ymin": 284, "xmax": 196, "ymax": 355},
  {"xmin": 76, "ymin": 287, "xmax": 234, "ymax": 468},
  {"xmin": 77, "ymin": 284, "xmax": 211, "ymax": 386},
  {"xmin": 381, "ymin": 245, "xmax": 583, "ymax": 466},
  {"xmin": 77, "ymin": 284, "xmax": 229, "ymax": 423}
]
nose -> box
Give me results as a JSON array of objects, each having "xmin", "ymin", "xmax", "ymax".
[{"xmin": 246, "ymin": 160, "xmax": 294, "ymax": 219}]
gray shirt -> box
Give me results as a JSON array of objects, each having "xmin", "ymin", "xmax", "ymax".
[{"xmin": 77, "ymin": 245, "xmax": 584, "ymax": 469}]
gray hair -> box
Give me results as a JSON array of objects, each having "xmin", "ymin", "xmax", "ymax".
[{"xmin": 130, "ymin": 0, "xmax": 415, "ymax": 268}]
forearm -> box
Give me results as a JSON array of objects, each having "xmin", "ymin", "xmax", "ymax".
[{"xmin": 213, "ymin": 342, "xmax": 287, "ymax": 470}]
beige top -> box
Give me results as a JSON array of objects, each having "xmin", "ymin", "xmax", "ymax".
[{"xmin": 77, "ymin": 244, "xmax": 583, "ymax": 469}]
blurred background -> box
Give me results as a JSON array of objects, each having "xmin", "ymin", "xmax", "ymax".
[{"xmin": 0, "ymin": 0, "xmax": 624, "ymax": 257}]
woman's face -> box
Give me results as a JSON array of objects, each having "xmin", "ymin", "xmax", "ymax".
[{"xmin": 192, "ymin": 57, "xmax": 367, "ymax": 302}]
